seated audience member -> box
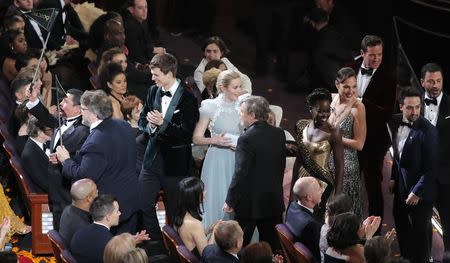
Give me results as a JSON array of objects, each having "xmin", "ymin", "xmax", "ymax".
[
  {"xmin": 14, "ymin": 102, "xmax": 29, "ymax": 153},
  {"xmin": 240, "ymin": 242, "xmax": 283, "ymax": 263},
  {"xmin": 202, "ymin": 67, "xmax": 221, "ymax": 99},
  {"xmin": 99, "ymin": 63, "xmax": 127, "ymax": 119},
  {"xmin": 172, "ymin": 177, "xmax": 217, "ymax": 257},
  {"xmin": 364, "ymin": 236, "xmax": 391, "ymax": 263},
  {"xmin": 326, "ymin": 212, "xmax": 379, "ymax": 263},
  {"xmin": 59, "ymin": 179, "xmax": 98, "ymax": 244},
  {"xmin": 120, "ymin": 95, "xmax": 143, "ymax": 136},
  {"xmin": 202, "ymin": 220, "xmax": 243, "ymax": 263},
  {"xmin": 123, "ymin": 0, "xmax": 165, "ymax": 65},
  {"xmin": 21, "ymin": 116, "xmax": 52, "ymax": 193},
  {"xmin": 120, "ymin": 248, "xmax": 148, "ymax": 263},
  {"xmin": 16, "ymin": 64, "xmax": 52, "ymax": 110},
  {"xmin": 204, "ymin": 59, "xmax": 227, "ymax": 72},
  {"xmin": 88, "ymin": 12, "xmax": 123, "ymax": 56},
  {"xmin": 285, "ymin": 177, "xmax": 324, "ymax": 261},
  {"xmin": 2, "ymin": 29, "xmax": 28, "ymax": 81},
  {"xmin": 104, "ymin": 233, "xmax": 136, "ymax": 263},
  {"xmin": 70, "ymin": 195, "xmax": 120, "ymax": 263},
  {"xmin": 96, "ymin": 17, "xmax": 127, "ymax": 63},
  {"xmin": 320, "ymin": 193, "xmax": 353, "ymax": 253},
  {"xmin": 194, "ymin": 36, "xmax": 252, "ymax": 95}
]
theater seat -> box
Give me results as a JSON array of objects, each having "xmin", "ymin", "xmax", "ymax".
[
  {"xmin": 48, "ymin": 230, "xmax": 67, "ymax": 263},
  {"xmin": 176, "ymin": 245, "xmax": 200, "ymax": 263}
]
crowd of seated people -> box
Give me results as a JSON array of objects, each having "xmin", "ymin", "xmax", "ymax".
[{"xmin": 1, "ymin": 0, "xmax": 449, "ymax": 263}]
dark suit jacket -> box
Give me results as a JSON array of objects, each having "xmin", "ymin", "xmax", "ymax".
[
  {"xmin": 123, "ymin": 13, "xmax": 154, "ymax": 64},
  {"xmin": 20, "ymin": 11, "xmax": 61, "ymax": 50},
  {"xmin": 138, "ymin": 83, "xmax": 199, "ymax": 176},
  {"xmin": 285, "ymin": 201, "xmax": 322, "ymax": 261},
  {"xmin": 70, "ymin": 223, "xmax": 112, "ymax": 263},
  {"xmin": 29, "ymin": 101, "xmax": 89, "ymax": 155},
  {"xmin": 433, "ymin": 93, "xmax": 450, "ymax": 184},
  {"xmin": 62, "ymin": 118, "xmax": 140, "ymax": 220},
  {"xmin": 59, "ymin": 205, "xmax": 91, "ymax": 245},
  {"xmin": 226, "ymin": 121, "xmax": 286, "ymax": 219},
  {"xmin": 350, "ymin": 60, "xmax": 396, "ymax": 155},
  {"xmin": 389, "ymin": 114, "xmax": 438, "ymax": 202},
  {"xmin": 202, "ymin": 244, "xmax": 239, "ymax": 263},
  {"xmin": 21, "ymin": 138, "xmax": 49, "ymax": 193}
]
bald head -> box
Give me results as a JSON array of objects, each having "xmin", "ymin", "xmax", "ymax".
[
  {"xmin": 293, "ymin": 177, "xmax": 323, "ymax": 207},
  {"xmin": 71, "ymin": 179, "xmax": 96, "ymax": 201}
]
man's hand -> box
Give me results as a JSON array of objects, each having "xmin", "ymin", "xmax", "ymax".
[
  {"xmin": 25, "ymin": 83, "xmax": 40, "ymax": 102},
  {"xmin": 405, "ymin": 192, "xmax": 420, "ymax": 206},
  {"xmin": 147, "ymin": 110, "xmax": 164, "ymax": 127},
  {"xmin": 384, "ymin": 228, "xmax": 396, "ymax": 246},
  {"xmin": 49, "ymin": 153, "xmax": 59, "ymax": 164},
  {"xmin": 0, "ymin": 217, "xmax": 11, "ymax": 239},
  {"xmin": 55, "ymin": 146, "xmax": 70, "ymax": 163},
  {"xmin": 223, "ymin": 203, "xmax": 233, "ymax": 213},
  {"xmin": 134, "ymin": 230, "xmax": 150, "ymax": 244},
  {"xmin": 389, "ymin": 180, "xmax": 395, "ymax": 194}
]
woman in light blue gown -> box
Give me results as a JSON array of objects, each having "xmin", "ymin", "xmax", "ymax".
[{"xmin": 193, "ymin": 70, "xmax": 245, "ymax": 228}]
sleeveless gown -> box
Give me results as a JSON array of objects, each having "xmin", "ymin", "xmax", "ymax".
[{"xmin": 200, "ymin": 94, "xmax": 243, "ymax": 227}]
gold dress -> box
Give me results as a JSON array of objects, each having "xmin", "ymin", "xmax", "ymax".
[{"xmin": 0, "ymin": 185, "xmax": 28, "ymax": 244}]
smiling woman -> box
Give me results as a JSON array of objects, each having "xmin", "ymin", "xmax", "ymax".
[{"xmin": 99, "ymin": 63, "xmax": 127, "ymax": 119}]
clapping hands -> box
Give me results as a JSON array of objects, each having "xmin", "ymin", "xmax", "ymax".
[{"xmin": 362, "ymin": 216, "xmax": 381, "ymax": 239}]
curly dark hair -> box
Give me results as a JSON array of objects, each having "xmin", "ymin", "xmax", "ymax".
[
  {"xmin": 98, "ymin": 63, "xmax": 126, "ymax": 95},
  {"xmin": 306, "ymin": 88, "xmax": 332, "ymax": 108},
  {"xmin": 327, "ymin": 212, "xmax": 362, "ymax": 250}
]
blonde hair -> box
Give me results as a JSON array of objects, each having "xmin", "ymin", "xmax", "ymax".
[
  {"xmin": 120, "ymin": 248, "xmax": 148, "ymax": 263},
  {"xmin": 16, "ymin": 65, "xmax": 42, "ymax": 80},
  {"xmin": 215, "ymin": 69, "xmax": 240, "ymax": 94},
  {"xmin": 202, "ymin": 67, "xmax": 221, "ymax": 97},
  {"xmin": 98, "ymin": 47, "xmax": 125, "ymax": 75},
  {"xmin": 103, "ymin": 233, "xmax": 135, "ymax": 263}
]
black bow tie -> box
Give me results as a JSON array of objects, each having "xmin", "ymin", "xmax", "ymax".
[
  {"xmin": 361, "ymin": 67, "xmax": 374, "ymax": 76},
  {"xmin": 424, "ymin": 97, "xmax": 438, "ymax": 106},
  {"xmin": 160, "ymin": 90, "xmax": 172, "ymax": 97},
  {"xmin": 400, "ymin": 121, "xmax": 412, "ymax": 128},
  {"xmin": 43, "ymin": 141, "xmax": 50, "ymax": 152}
]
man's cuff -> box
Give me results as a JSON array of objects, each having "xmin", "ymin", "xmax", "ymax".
[{"xmin": 26, "ymin": 99, "xmax": 40, "ymax": 109}]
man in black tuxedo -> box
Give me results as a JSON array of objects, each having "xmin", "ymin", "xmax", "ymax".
[
  {"xmin": 388, "ymin": 87, "xmax": 437, "ymax": 263},
  {"xmin": 420, "ymin": 63, "xmax": 450, "ymax": 250},
  {"xmin": 138, "ymin": 53, "xmax": 199, "ymax": 240},
  {"xmin": 55, "ymin": 90, "xmax": 140, "ymax": 234},
  {"xmin": 27, "ymin": 87, "xmax": 89, "ymax": 229},
  {"xmin": 224, "ymin": 96, "xmax": 285, "ymax": 249},
  {"xmin": 285, "ymin": 177, "xmax": 323, "ymax": 261},
  {"xmin": 202, "ymin": 220, "xmax": 243, "ymax": 263},
  {"xmin": 350, "ymin": 35, "xmax": 396, "ymax": 226}
]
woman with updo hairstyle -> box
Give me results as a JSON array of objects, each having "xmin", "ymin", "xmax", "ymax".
[
  {"xmin": 2, "ymin": 29, "xmax": 28, "ymax": 81},
  {"xmin": 202, "ymin": 67, "xmax": 222, "ymax": 99},
  {"xmin": 120, "ymin": 95, "xmax": 143, "ymax": 136},
  {"xmin": 120, "ymin": 248, "xmax": 148, "ymax": 263},
  {"xmin": 103, "ymin": 233, "xmax": 136, "ymax": 263},
  {"xmin": 193, "ymin": 69, "xmax": 245, "ymax": 228},
  {"xmin": 292, "ymin": 88, "xmax": 344, "ymax": 218},
  {"xmin": 172, "ymin": 177, "xmax": 216, "ymax": 257},
  {"xmin": 99, "ymin": 63, "xmax": 127, "ymax": 119},
  {"xmin": 328, "ymin": 67, "xmax": 366, "ymax": 218},
  {"xmin": 194, "ymin": 36, "xmax": 252, "ymax": 95}
]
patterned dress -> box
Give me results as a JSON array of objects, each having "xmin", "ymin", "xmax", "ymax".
[{"xmin": 0, "ymin": 185, "xmax": 28, "ymax": 245}]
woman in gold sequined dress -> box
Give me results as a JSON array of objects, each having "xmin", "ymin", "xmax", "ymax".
[{"xmin": 292, "ymin": 88, "xmax": 344, "ymax": 217}]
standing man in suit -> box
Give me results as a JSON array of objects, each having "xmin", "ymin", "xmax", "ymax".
[
  {"xmin": 202, "ymin": 220, "xmax": 243, "ymax": 263},
  {"xmin": 420, "ymin": 63, "xmax": 450, "ymax": 250},
  {"xmin": 388, "ymin": 87, "xmax": 437, "ymax": 263},
  {"xmin": 350, "ymin": 35, "xmax": 396, "ymax": 224},
  {"xmin": 27, "ymin": 87, "xmax": 89, "ymax": 230},
  {"xmin": 223, "ymin": 96, "xmax": 285, "ymax": 249},
  {"xmin": 138, "ymin": 53, "xmax": 199, "ymax": 240},
  {"xmin": 285, "ymin": 176, "xmax": 324, "ymax": 261},
  {"xmin": 55, "ymin": 90, "xmax": 140, "ymax": 234}
]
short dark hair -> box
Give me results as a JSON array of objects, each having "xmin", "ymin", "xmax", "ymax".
[
  {"xmin": 27, "ymin": 116, "xmax": 49, "ymax": 137},
  {"xmin": 3, "ymin": 13, "xmax": 23, "ymax": 28},
  {"xmin": 361, "ymin": 35, "xmax": 383, "ymax": 52},
  {"xmin": 202, "ymin": 36, "xmax": 230, "ymax": 56},
  {"xmin": 205, "ymin": 59, "xmax": 226, "ymax": 71},
  {"xmin": 306, "ymin": 88, "xmax": 332, "ymax": 108},
  {"xmin": 214, "ymin": 221, "xmax": 242, "ymax": 250},
  {"xmin": 364, "ymin": 236, "xmax": 391, "ymax": 263},
  {"xmin": 336, "ymin": 67, "xmax": 356, "ymax": 84},
  {"xmin": 172, "ymin": 177, "xmax": 204, "ymax": 229},
  {"xmin": 150, "ymin": 53, "xmax": 178, "ymax": 77},
  {"xmin": 241, "ymin": 242, "xmax": 273, "ymax": 263},
  {"xmin": 420, "ymin": 63, "xmax": 443, "ymax": 79},
  {"xmin": 98, "ymin": 63, "xmax": 126, "ymax": 94},
  {"xmin": 326, "ymin": 193, "xmax": 353, "ymax": 224},
  {"xmin": 398, "ymin": 86, "xmax": 422, "ymax": 104},
  {"xmin": 327, "ymin": 212, "xmax": 362, "ymax": 250},
  {"xmin": 90, "ymin": 194, "xmax": 117, "ymax": 222},
  {"xmin": 11, "ymin": 77, "xmax": 31, "ymax": 95},
  {"xmin": 241, "ymin": 96, "xmax": 271, "ymax": 122},
  {"xmin": 67, "ymin": 89, "xmax": 83, "ymax": 106}
]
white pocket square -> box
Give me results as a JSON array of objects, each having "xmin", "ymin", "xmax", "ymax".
[
  {"xmin": 445, "ymin": 115, "xmax": 450, "ymax": 119},
  {"xmin": 174, "ymin": 109, "xmax": 180, "ymax": 114}
]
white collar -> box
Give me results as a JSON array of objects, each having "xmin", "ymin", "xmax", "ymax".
[
  {"xmin": 66, "ymin": 115, "xmax": 81, "ymax": 122},
  {"xmin": 30, "ymin": 137, "xmax": 44, "ymax": 150},
  {"xmin": 93, "ymin": 221, "xmax": 110, "ymax": 230},
  {"xmin": 360, "ymin": 62, "xmax": 378, "ymax": 76},
  {"xmin": 162, "ymin": 79, "xmax": 180, "ymax": 95},
  {"xmin": 297, "ymin": 200, "xmax": 314, "ymax": 213},
  {"xmin": 90, "ymin": 120, "xmax": 103, "ymax": 132},
  {"xmin": 425, "ymin": 92, "xmax": 443, "ymax": 105}
]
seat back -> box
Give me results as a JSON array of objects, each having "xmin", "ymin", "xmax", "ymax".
[
  {"xmin": 162, "ymin": 225, "xmax": 184, "ymax": 260},
  {"xmin": 48, "ymin": 230, "xmax": 67, "ymax": 263},
  {"xmin": 275, "ymin": 224, "xmax": 297, "ymax": 263},
  {"xmin": 0, "ymin": 122, "xmax": 11, "ymax": 141},
  {"xmin": 323, "ymin": 253, "xmax": 347, "ymax": 263},
  {"xmin": 3, "ymin": 140, "xmax": 18, "ymax": 158},
  {"xmin": 293, "ymin": 242, "xmax": 316, "ymax": 263},
  {"xmin": 176, "ymin": 245, "xmax": 200, "ymax": 263},
  {"xmin": 89, "ymin": 75, "xmax": 100, "ymax": 90},
  {"xmin": 87, "ymin": 62, "xmax": 97, "ymax": 76},
  {"xmin": 60, "ymin": 249, "xmax": 78, "ymax": 263}
]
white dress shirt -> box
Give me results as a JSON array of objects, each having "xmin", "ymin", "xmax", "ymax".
[
  {"xmin": 396, "ymin": 118, "xmax": 412, "ymax": 158},
  {"xmin": 424, "ymin": 92, "xmax": 442, "ymax": 126},
  {"xmin": 356, "ymin": 63, "xmax": 378, "ymax": 98},
  {"xmin": 52, "ymin": 115, "xmax": 81, "ymax": 149},
  {"xmin": 90, "ymin": 120, "xmax": 103, "ymax": 133},
  {"xmin": 298, "ymin": 201, "xmax": 314, "ymax": 214},
  {"xmin": 30, "ymin": 137, "xmax": 50, "ymax": 156},
  {"xmin": 161, "ymin": 80, "xmax": 180, "ymax": 118}
]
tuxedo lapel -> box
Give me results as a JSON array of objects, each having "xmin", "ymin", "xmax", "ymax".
[
  {"xmin": 156, "ymin": 85, "xmax": 184, "ymax": 135},
  {"xmin": 437, "ymin": 93, "xmax": 449, "ymax": 126},
  {"xmin": 400, "ymin": 128, "xmax": 417, "ymax": 163},
  {"xmin": 153, "ymin": 86, "xmax": 162, "ymax": 112}
]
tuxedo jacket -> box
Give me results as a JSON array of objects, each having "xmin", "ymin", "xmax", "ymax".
[
  {"xmin": 388, "ymin": 114, "xmax": 438, "ymax": 202},
  {"xmin": 225, "ymin": 121, "xmax": 286, "ymax": 219},
  {"xmin": 285, "ymin": 201, "xmax": 322, "ymax": 261},
  {"xmin": 21, "ymin": 138, "xmax": 49, "ymax": 193},
  {"xmin": 62, "ymin": 118, "xmax": 140, "ymax": 220},
  {"xmin": 350, "ymin": 60, "xmax": 396, "ymax": 155},
  {"xmin": 138, "ymin": 83, "xmax": 199, "ymax": 176},
  {"xmin": 70, "ymin": 223, "xmax": 112, "ymax": 263},
  {"xmin": 29, "ymin": 101, "xmax": 89, "ymax": 155},
  {"xmin": 202, "ymin": 244, "xmax": 240, "ymax": 263}
]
